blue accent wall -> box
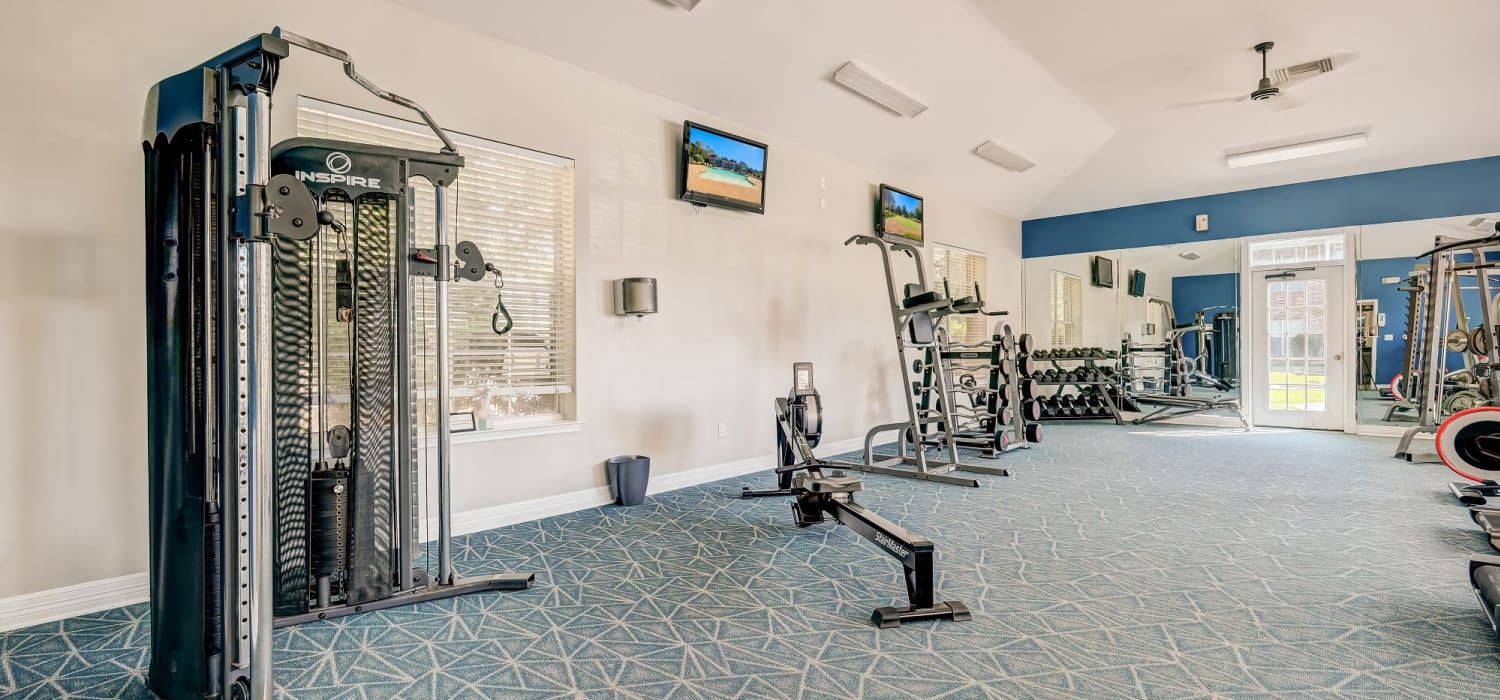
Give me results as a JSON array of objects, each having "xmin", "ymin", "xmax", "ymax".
[
  {"xmin": 1022, "ymin": 156, "xmax": 1500, "ymax": 257},
  {"xmin": 1356, "ymin": 257, "xmax": 1500, "ymax": 385},
  {"xmin": 1356, "ymin": 258, "xmax": 1416, "ymax": 385},
  {"xmin": 1171, "ymin": 273, "xmax": 1239, "ymax": 360}
]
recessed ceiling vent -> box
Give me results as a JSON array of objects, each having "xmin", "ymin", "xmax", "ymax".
[
  {"xmin": 1177, "ymin": 252, "xmax": 1202, "ymax": 261},
  {"xmin": 1272, "ymin": 57, "xmax": 1335, "ymax": 86}
]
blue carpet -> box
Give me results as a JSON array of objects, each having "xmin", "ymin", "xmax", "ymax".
[{"xmin": 4, "ymin": 424, "xmax": 1500, "ymax": 699}]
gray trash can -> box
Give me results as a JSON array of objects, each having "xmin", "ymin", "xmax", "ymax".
[{"xmin": 605, "ymin": 455, "xmax": 650, "ymax": 506}]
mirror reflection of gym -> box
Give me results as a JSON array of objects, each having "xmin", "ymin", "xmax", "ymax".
[
  {"xmin": 1354, "ymin": 214, "xmax": 1500, "ymax": 429},
  {"xmin": 1021, "ymin": 238, "xmax": 1243, "ymax": 427}
]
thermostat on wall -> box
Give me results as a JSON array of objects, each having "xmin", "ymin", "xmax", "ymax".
[{"xmin": 1194, "ymin": 214, "xmax": 1208, "ymax": 232}]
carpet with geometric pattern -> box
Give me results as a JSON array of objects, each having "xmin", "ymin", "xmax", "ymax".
[{"xmin": 3, "ymin": 423, "xmax": 1499, "ymax": 699}]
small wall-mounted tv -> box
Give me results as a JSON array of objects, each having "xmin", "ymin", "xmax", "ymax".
[
  {"xmin": 679, "ymin": 121, "xmax": 767, "ymax": 214},
  {"xmin": 1128, "ymin": 270, "xmax": 1147, "ymax": 297},
  {"xmin": 1091, "ymin": 255, "xmax": 1114, "ymax": 288},
  {"xmin": 877, "ymin": 184, "xmax": 924, "ymax": 246}
]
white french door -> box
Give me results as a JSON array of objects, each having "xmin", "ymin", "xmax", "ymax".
[{"xmin": 1251, "ymin": 266, "xmax": 1346, "ymax": 429}]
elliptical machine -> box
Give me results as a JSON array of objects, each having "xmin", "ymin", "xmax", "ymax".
[{"xmin": 741, "ymin": 363, "xmax": 970, "ymax": 628}]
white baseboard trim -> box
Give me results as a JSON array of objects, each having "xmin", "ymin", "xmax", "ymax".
[
  {"xmin": 0, "ymin": 573, "xmax": 149, "ymax": 633},
  {"xmin": 0, "ymin": 439, "xmax": 865, "ymax": 633}
]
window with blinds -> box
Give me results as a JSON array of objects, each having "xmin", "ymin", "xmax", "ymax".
[
  {"xmin": 932, "ymin": 245, "xmax": 990, "ymax": 344},
  {"xmin": 297, "ymin": 98, "xmax": 576, "ymax": 428},
  {"xmin": 1050, "ymin": 270, "xmax": 1082, "ymax": 347}
]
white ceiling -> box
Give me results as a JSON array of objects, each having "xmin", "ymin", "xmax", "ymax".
[
  {"xmin": 1360, "ymin": 212, "xmax": 1500, "ymax": 259},
  {"xmin": 391, "ymin": 0, "xmax": 1114, "ymax": 218},
  {"xmin": 974, "ymin": 0, "xmax": 1500, "ymax": 217},
  {"xmin": 1121, "ymin": 239, "xmax": 1240, "ymax": 280},
  {"xmin": 394, "ymin": 0, "xmax": 1500, "ymax": 221}
]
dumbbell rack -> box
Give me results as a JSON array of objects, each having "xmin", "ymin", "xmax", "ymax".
[
  {"xmin": 940, "ymin": 323, "xmax": 1041, "ymax": 457},
  {"xmin": 1120, "ymin": 338, "xmax": 1190, "ymax": 398},
  {"xmin": 1027, "ymin": 352, "xmax": 1124, "ymax": 425}
]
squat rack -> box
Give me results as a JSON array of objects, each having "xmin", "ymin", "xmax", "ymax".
[{"xmin": 1394, "ymin": 233, "xmax": 1500, "ymax": 461}]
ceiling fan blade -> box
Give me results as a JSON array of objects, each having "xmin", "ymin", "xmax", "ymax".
[
  {"xmin": 1268, "ymin": 92, "xmax": 1303, "ymax": 111},
  {"xmin": 1166, "ymin": 94, "xmax": 1248, "ymax": 111}
]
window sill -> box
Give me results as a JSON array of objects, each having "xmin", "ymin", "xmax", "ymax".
[{"xmin": 449, "ymin": 420, "xmax": 582, "ymax": 445}]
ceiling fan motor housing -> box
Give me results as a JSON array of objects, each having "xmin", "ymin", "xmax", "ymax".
[{"xmin": 1251, "ymin": 42, "xmax": 1279, "ymax": 100}]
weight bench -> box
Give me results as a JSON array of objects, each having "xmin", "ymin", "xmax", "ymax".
[{"xmin": 1129, "ymin": 393, "xmax": 1249, "ymax": 429}]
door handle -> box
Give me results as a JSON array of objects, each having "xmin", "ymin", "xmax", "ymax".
[{"xmin": 1335, "ymin": 353, "xmax": 1343, "ymax": 361}]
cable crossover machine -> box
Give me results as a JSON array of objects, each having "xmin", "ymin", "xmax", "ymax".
[{"xmin": 144, "ymin": 29, "xmax": 530, "ymax": 700}]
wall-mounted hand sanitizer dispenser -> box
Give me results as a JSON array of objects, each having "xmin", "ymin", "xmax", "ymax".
[{"xmin": 614, "ymin": 277, "xmax": 658, "ymax": 317}]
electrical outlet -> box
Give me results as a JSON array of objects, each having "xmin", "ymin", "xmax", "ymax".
[{"xmin": 717, "ymin": 423, "xmax": 727, "ymax": 438}]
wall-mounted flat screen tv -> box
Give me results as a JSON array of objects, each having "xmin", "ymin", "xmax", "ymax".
[
  {"xmin": 1128, "ymin": 269, "xmax": 1147, "ymax": 297},
  {"xmin": 680, "ymin": 121, "xmax": 767, "ymax": 214},
  {"xmin": 877, "ymin": 184, "xmax": 924, "ymax": 246},
  {"xmin": 1091, "ymin": 255, "xmax": 1114, "ymax": 288}
]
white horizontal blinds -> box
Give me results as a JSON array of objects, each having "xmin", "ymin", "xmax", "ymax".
[
  {"xmin": 1050, "ymin": 271, "xmax": 1082, "ymax": 347},
  {"xmin": 933, "ymin": 245, "xmax": 990, "ymax": 344},
  {"xmin": 297, "ymin": 98, "xmax": 576, "ymax": 421}
]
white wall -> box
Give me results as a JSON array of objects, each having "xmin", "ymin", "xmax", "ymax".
[
  {"xmin": 1022, "ymin": 241, "xmax": 1239, "ymax": 349},
  {"xmin": 0, "ymin": 0, "xmax": 1022, "ymax": 598},
  {"xmin": 1023, "ymin": 251, "xmax": 1125, "ymax": 350}
]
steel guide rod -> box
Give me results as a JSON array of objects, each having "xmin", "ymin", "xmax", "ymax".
[{"xmin": 435, "ymin": 186, "xmax": 455, "ymax": 585}]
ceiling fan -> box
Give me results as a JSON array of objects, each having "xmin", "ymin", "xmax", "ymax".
[{"xmin": 1171, "ymin": 41, "xmax": 1356, "ymax": 112}]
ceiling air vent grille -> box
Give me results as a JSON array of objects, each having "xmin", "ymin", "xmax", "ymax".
[
  {"xmin": 1177, "ymin": 252, "xmax": 1202, "ymax": 261},
  {"xmin": 1272, "ymin": 57, "xmax": 1335, "ymax": 86}
]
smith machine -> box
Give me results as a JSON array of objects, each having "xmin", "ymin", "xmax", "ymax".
[{"xmin": 144, "ymin": 30, "xmax": 530, "ymax": 699}]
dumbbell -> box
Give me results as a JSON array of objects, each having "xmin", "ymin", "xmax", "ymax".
[
  {"xmin": 987, "ymin": 385, "xmax": 1013, "ymax": 412},
  {"xmin": 1056, "ymin": 394, "xmax": 1075, "ymax": 416},
  {"xmin": 1042, "ymin": 397, "xmax": 1059, "ymax": 418},
  {"xmin": 1017, "ymin": 333, "xmax": 1035, "ymax": 355},
  {"xmin": 1026, "ymin": 399, "xmax": 1044, "ymax": 422}
]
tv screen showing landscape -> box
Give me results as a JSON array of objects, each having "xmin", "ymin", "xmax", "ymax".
[
  {"xmin": 878, "ymin": 184, "xmax": 924, "ymax": 245},
  {"xmin": 680, "ymin": 122, "xmax": 767, "ymax": 214}
]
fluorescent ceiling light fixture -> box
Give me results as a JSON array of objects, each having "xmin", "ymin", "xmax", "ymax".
[
  {"xmin": 1226, "ymin": 132, "xmax": 1368, "ymax": 168},
  {"xmin": 973, "ymin": 140, "xmax": 1035, "ymax": 173},
  {"xmin": 663, "ymin": 0, "xmax": 702, "ymax": 9},
  {"xmin": 833, "ymin": 61, "xmax": 927, "ymax": 118}
]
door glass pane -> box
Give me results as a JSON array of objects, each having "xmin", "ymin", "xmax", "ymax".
[{"xmin": 1265, "ymin": 275, "xmax": 1329, "ymax": 413}]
